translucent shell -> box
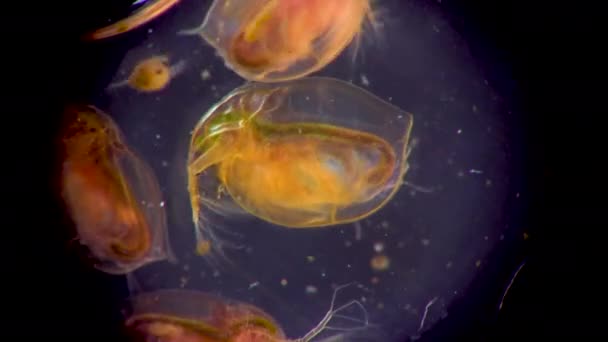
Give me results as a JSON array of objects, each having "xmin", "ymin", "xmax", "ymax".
[
  {"xmin": 187, "ymin": 77, "xmax": 413, "ymax": 233},
  {"xmin": 124, "ymin": 289, "xmax": 285, "ymax": 342},
  {"xmin": 60, "ymin": 105, "xmax": 172, "ymax": 274},
  {"xmin": 179, "ymin": 0, "xmax": 371, "ymax": 82},
  {"xmin": 125, "ymin": 285, "xmax": 370, "ymax": 342},
  {"xmin": 84, "ymin": 0, "xmax": 181, "ymax": 41}
]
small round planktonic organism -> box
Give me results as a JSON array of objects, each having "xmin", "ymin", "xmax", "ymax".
[{"xmin": 108, "ymin": 55, "xmax": 187, "ymax": 93}]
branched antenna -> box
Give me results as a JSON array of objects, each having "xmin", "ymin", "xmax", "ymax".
[{"xmin": 294, "ymin": 283, "xmax": 371, "ymax": 342}]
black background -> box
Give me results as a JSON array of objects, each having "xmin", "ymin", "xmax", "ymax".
[{"xmin": 5, "ymin": 0, "xmax": 602, "ymax": 340}]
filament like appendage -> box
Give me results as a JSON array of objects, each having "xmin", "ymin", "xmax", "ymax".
[
  {"xmin": 177, "ymin": 22, "xmax": 205, "ymax": 36},
  {"xmin": 293, "ymin": 283, "xmax": 370, "ymax": 342},
  {"xmin": 399, "ymin": 137, "xmax": 436, "ymax": 194},
  {"xmin": 192, "ymin": 209, "xmax": 240, "ymax": 269},
  {"xmin": 169, "ymin": 60, "xmax": 188, "ymax": 78},
  {"xmin": 189, "ymin": 178, "xmax": 245, "ymax": 268},
  {"xmin": 106, "ymin": 79, "xmax": 130, "ymax": 91},
  {"xmin": 187, "ymin": 170, "xmax": 201, "ymax": 230},
  {"xmin": 403, "ymin": 181, "xmax": 435, "ymax": 194}
]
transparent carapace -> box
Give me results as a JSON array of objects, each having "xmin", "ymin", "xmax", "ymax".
[
  {"xmin": 60, "ymin": 104, "xmax": 173, "ymax": 274},
  {"xmin": 84, "ymin": 0, "xmax": 181, "ymax": 41},
  {"xmin": 179, "ymin": 0, "xmax": 373, "ymax": 82},
  {"xmin": 125, "ymin": 284, "xmax": 371, "ymax": 341},
  {"xmin": 125, "ymin": 289, "xmax": 286, "ymax": 342},
  {"xmin": 187, "ymin": 77, "xmax": 413, "ymax": 259}
]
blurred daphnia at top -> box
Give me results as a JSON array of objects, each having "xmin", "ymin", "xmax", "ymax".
[
  {"xmin": 86, "ymin": 0, "xmax": 379, "ymax": 83},
  {"xmin": 179, "ymin": 0, "xmax": 377, "ymax": 82}
]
